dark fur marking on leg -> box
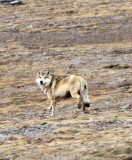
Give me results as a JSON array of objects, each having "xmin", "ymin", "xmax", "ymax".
[
  {"xmin": 84, "ymin": 85, "xmax": 87, "ymax": 90},
  {"xmin": 78, "ymin": 90, "xmax": 80, "ymax": 95}
]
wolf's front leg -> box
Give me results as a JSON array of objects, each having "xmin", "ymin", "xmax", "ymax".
[{"xmin": 50, "ymin": 101, "xmax": 56, "ymax": 116}]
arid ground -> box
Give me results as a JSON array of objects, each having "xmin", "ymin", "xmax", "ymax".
[{"xmin": 0, "ymin": 0, "xmax": 132, "ymax": 159}]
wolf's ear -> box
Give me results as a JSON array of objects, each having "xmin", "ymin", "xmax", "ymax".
[{"xmin": 37, "ymin": 71, "xmax": 41, "ymax": 76}]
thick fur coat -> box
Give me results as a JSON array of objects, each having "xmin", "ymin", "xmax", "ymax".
[{"xmin": 36, "ymin": 71, "xmax": 90, "ymax": 116}]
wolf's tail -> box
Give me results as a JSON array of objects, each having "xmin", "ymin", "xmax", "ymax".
[{"xmin": 80, "ymin": 79, "xmax": 90, "ymax": 107}]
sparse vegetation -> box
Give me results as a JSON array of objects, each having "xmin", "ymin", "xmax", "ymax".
[
  {"xmin": 125, "ymin": 147, "xmax": 132, "ymax": 154},
  {"xmin": 41, "ymin": 122, "xmax": 48, "ymax": 125}
]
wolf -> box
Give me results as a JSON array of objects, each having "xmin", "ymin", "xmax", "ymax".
[{"xmin": 36, "ymin": 71, "xmax": 90, "ymax": 116}]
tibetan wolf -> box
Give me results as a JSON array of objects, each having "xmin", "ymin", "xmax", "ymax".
[{"xmin": 36, "ymin": 71, "xmax": 90, "ymax": 116}]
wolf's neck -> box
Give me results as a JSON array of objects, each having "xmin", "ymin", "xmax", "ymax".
[{"xmin": 40, "ymin": 85, "xmax": 48, "ymax": 94}]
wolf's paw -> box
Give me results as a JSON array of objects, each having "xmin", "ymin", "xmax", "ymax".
[
  {"xmin": 78, "ymin": 104, "xmax": 82, "ymax": 109},
  {"xmin": 48, "ymin": 106, "xmax": 52, "ymax": 110},
  {"xmin": 49, "ymin": 114, "xmax": 54, "ymax": 117}
]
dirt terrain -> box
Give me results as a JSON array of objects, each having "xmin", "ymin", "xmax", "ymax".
[{"xmin": 0, "ymin": 0, "xmax": 132, "ymax": 159}]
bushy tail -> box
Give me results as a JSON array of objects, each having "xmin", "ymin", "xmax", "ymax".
[{"xmin": 80, "ymin": 79, "xmax": 90, "ymax": 107}]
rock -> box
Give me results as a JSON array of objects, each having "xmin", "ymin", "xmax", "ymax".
[
  {"xmin": 0, "ymin": 134, "xmax": 7, "ymax": 142},
  {"xmin": 0, "ymin": 0, "xmax": 23, "ymax": 5}
]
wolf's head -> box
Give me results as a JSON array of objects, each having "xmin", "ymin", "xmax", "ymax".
[{"xmin": 36, "ymin": 71, "xmax": 52, "ymax": 88}]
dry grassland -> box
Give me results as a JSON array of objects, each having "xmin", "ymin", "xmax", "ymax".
[{"xmin": 0, "ymin": 0, "xmax": 132, "ymax": 159}]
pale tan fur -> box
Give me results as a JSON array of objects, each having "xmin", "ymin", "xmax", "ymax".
[{"xmin": 36, "ymin": 71, "xmax": 90, "ymax": 116}]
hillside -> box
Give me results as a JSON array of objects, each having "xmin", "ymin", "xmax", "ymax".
[{"xmin": 0, "ymin": 0, "xmax": 132, "ymax": 159}]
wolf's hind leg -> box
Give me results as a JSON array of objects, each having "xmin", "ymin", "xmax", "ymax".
[
  {"xmin": 71, "ymin": 92, "xmax": 82, "ymax": 109},
  {"xmin": 83, "ymin": 104, "xmax": 85, "ymax": 111}
]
